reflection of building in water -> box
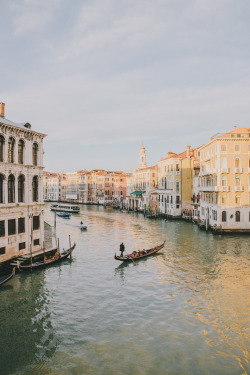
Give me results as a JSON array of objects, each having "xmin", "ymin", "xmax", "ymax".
[
  {"xmin": 0, "ymin": 272, "xmax": 57, "ymax": 374},
  {"xmin": 154, "ymin": 245, "xmax": 249, "ymax": 374},
  {"xmin": 0, "ymin": 103, "xmax": 48, "ymax": 263}
]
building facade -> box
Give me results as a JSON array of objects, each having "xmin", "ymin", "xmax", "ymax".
[
  {"xmin": 199, "ymin": 127, "xmax": 250, "ymax": 232},
  {"xmin": 0, "ymin": 103, "xmax": 47, "ymax": 263}
]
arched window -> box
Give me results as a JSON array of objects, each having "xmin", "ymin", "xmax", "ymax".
[
  {"xmin": 32, "ymin": 143, "xmax": 38, "ymax": 166},
  {"xmin": 235, "ymin": 210, "xmax": 240, "ymax": 222},
  {"xmin": 8, "ymin": 174, "xmax": 15, "ymax": 203},
  {"xmin": 32, "ymin": 176, "xmax": 38, "ymax": 202},
  {"xmin": 235, "ymin": 158, "xmax": 240, "ymax": 168},
  {"xmin": 222, "ymin": 211, "xmax": 227, "ymax": 222},
  {"xmin": 222, "ymin": 176, "xmax": 227, "ymax": 186},
  {"xmin": 18, "ymin": 175, "xmax": 25, "ymax": 202},
  {"xmin": 235, "ymin": 194, "xmax": 240, "ymax": 205},
  {"xmin": 0, "ymin": 174, "xmax": 4, "ymax": 203},
  {"xmin": 0, "ymin": 135, "xmax": 5, "ymax": 162},
  {"xmin": 8, "ymin": 137, "xmax": 15, "ymax": 163},
  {"xmin": 235, "ymin": 176, "xmax": 240, "ymax": 186},
  {"xmin": 18, "ymin": 139, "xmax": 24, "ymax": 164}
]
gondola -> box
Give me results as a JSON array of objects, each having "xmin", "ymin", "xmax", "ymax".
[
  {"xmin": 0, "ymin": 270, "xmax": 14, "ymax": 286},
  {"xmin": 19, "ymin": 243, "xmax": 76, "ymax": 271},
  {"xmin": 114, "ymin": 241, "xmax": 165, "ymax": 262}
]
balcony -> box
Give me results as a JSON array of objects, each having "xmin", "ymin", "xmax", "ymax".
[
  {"xmin": 175, "ymin": 170, "xmax": 180, "ymax": 175},
  {"xmin": 200, "ymin": 185, "xmax": 220, "ymax": 192},
  {"xmin": 221, "ymin": 168, "xmax": 229, "ymax": 173},
  {"xmin": 235, "ymin": 168, "xmax": 243, "ymax": 173},
  {"xmin": 235, "ymin": 186, "xmax": 244, "ymax": 191},
  {"xmin": 221, "ymin": 186, "xmax": 230, "ymax": 192}
]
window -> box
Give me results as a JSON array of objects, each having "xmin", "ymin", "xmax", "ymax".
[
  {"xmin": 222, "ymin": 176, "xmax": 227, "ymax": 186},
  {"xmin": 235, "ymin": 176, "xmax": 240, "ymax": 186},
  {"xmin": 221, "ymin": 157, "xmax": 227, "ymax": 168},
  {"xmin": 19, "ymin": 242, "xmax": 26, "ymax": 251},
  {"xmin": 8, "ymin": 137, "xmax": 15, "ymax": 163},
  {"xmin": 33, "ymin": 239, "xmax": 40, "ymax": 246},
  {"xmin": 8, "ymin": 174, "xmax": 15, "ymax": 203},
  {"xmin": 0, "ymin": 135, "xmax": 5, "ymax": 162},
  {"xmin": 33, "ymin": 215, "xmax": 40, "ymax": 230},
  {"xmin": 176, "ymin": 181, "xmax": 180, "ymax": 192},
  {"xmin": 32, "ymin": 143, "xmax": 38, "ymax": 165},
  {"xmin": 237, "ymin": 133, "xmax": 241, "ymax": 138},
  {"xmin": 0, "ymin": 174, "xmax": 4, "ymax": 203},
  {"xmin": 8, "ymin": 219, "xmax": 16, "ymax": 235},
  {"xmin": 235, "ymin": 194, "xmax": 240, "ymax": 205},
  {"xmin": 18, "ymin": 175, "xmax": 25, "ymax": 202},
  {"xmin": 235, "ymin": 211, "xmax": 240, "ymax": 222},
  {"xmin": 0, "ymin": 247, "xmax": 5, "ymax": 255},
  {"xmin": 235, "ymin": 144, "xmax": 240, "ymax": 152},
  {"xmin": 222, "ymin": 211, "xmax": 227, "ymax": 222},
  {"xmin": 18, "ymin": 218, "xmax": 25, "ymax": 234},
  {"xmin": 32, "ymin": 176, "xmax": 38, "ymax": 202},
  {"xmin": 221, "ymin": 144, "xmax": 227, "ymax": 152},
  {"xmin": 18, "ymin": 139, "xmax": 24, "ymax": 164},
  {"xmin": 0, "ymin": 221, "xmax": 5, "ymax": 237}
]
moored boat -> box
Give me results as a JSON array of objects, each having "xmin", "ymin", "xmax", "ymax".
[
  {"xmin": 19, "ymin": 243, "xmax": 76, "ymax": 270},
  {"xmin": 0, "ymin": 270, "xmax": 15, "ymax": 286},
  {"xmin": 56, "ymin": 212, "xmax": 71, "ymax": 218},
  {"xmin": 114, "ymin": 241, "xmax": 165, "ymax": 262}
]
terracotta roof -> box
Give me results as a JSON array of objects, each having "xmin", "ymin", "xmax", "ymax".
[{"xmin": 215, "ymin": 127, "xmax": 250, "ymax": 139}]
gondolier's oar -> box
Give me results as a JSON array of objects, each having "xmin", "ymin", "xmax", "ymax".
[{"xmin": 125, "ymin": 251, "xmax": 137, "ymax": 265}]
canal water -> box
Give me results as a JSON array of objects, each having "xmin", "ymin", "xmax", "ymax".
[{"xmin": 0, "ymin": 205, "xmax": 249, "ymax": 375}]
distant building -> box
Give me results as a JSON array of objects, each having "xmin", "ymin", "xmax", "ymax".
[
  {"xmin": 0, "ymin": 103, "xmax": 47, "ymax": 263},
  {"xmin": 199, "ymin": 126, "xmax": 250, "ymax": 232}
]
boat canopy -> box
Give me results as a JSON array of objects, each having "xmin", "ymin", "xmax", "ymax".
[{"xmin": 131, "ymin": 191, "xmax": 145, "ymax": 195}]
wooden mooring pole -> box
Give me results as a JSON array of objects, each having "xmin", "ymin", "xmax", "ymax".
[{"xmin": 69, "ymin": 235, "xmax": 72, "ymax": 259}]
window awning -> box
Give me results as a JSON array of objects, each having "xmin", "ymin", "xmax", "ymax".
[{"xmin": 131, "ymin": 191, "xmax": 145, "ymax": 195}]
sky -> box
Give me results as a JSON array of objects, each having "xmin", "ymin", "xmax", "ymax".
[{"xmin": 0, "ymin": 0, "xmax": 250, "ymax": 173}]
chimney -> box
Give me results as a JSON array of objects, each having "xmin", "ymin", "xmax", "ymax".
[
  {"xmin": 234, "ymin": 126, "xmax": 237, "ymax": 130},
  {"xmin": 0, "ymin": 103, "xmax": 5, "ymax": 118},
  {"xmin": 186, "ymin": 145, "xmax": 191, "ymax": 157}
]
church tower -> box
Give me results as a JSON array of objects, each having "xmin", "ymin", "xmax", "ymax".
[{"xmin": 139, "ymin": 143, "xmax": 147, "ymax": 169}]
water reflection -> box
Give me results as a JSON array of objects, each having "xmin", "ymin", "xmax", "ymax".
[
  {"xmin": 0, "ymin": 271, "xmax": 58, "ymax": 375},
  {"xmin": 1, "ymin": 204, "xmax": 249, "ymax": 375}
]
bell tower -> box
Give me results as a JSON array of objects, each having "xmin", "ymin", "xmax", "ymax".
[{"xmin": 139, "ymin": 143, "xmax": 147, "ymax": 169}]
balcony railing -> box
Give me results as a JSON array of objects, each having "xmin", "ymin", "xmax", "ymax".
[
  {"xmin": 235, "ymin": 186, "xmax": 244, "ymax": 191},
  {"xmin": 235, "ymin": 168, "xmax": 243, "ymax": 173}
]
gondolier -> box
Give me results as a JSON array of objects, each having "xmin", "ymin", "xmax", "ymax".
[{"xmin": 120, "ymin": 242, "xmax": 125, "ymax": 257}]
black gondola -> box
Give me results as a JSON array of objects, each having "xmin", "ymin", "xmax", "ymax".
[
  {"xmin": 0, "ymin": 271, "xmax": 14, "ymax": 286},
  {"xmin": 114, "ymin": 241, "xmax": 165, "ymax": 262},
  {"xmin": 19, "ymin": 243, "xmax": 76, "ymax": 271}
]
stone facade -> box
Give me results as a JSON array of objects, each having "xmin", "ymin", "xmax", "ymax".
[{"xmin": 0, "ymin": 103, "xmax": 47, "ymax": 262}]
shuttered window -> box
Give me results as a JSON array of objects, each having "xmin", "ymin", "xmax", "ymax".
[
  {"xmin": 0, "ymin": 220, "xmax": 5, "ymax": 237},
  {"xmin": 33, "ymin": 216, "xmax": 40, "ymax": 230},
  {"xmin": 8, "ymin": 219, "xmax": 16, "ymax": 235},
  {"xmin": 18, "ymin": 218, "xmax": 25, "ymax": 233}
]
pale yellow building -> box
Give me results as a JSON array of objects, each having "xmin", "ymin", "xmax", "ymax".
[
  {"xmin": 157, "ymin": 147, "xmax": 200, "ymax": 217},
  {"xmin": 199, "ymin": 126, "xmax": 250, "ymax": 232}
]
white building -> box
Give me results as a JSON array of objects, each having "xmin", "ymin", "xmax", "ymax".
[{"xmin": 0, "ymin": 103, "xmax": 47, "ymax": 263}]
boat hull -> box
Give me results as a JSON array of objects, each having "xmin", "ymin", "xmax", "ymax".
[
  {"xmin": 114, "ymin": 241, "xmax": 165, "ymax": 262},
  {"xmin": 0, "ymin": 272, "xmax": 14, "ymax": 286},
  {"xmin": 19, "ymin": 243, "xmax": 76, "ymax": 270}
]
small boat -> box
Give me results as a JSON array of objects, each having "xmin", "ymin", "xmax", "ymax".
[
  {"xmin": 19, "ymin": 243, "xmax": 76, "ymax": 271},
  {"xmin": 0, "ymin": 270, "xmax": 15, "ymax": 286},
  {"xmin": 80, "ymin": 224, "xmax": 87, "ymax": 230},
  {"xmin": 114, "ymin": 241, "xmax": 165, "ymax": 262},
  {"xmin": 56, "ymin": 212, "xmax": 71, "ymax": 218}
]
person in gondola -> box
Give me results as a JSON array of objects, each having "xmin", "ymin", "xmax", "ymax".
[
  {"xmin": 80, "ymin": 221, "xmax": 83, "ymax": 225},
  {"xmin": 120, "ymin": 242, "xmax": 125, "ymax": 257}
]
